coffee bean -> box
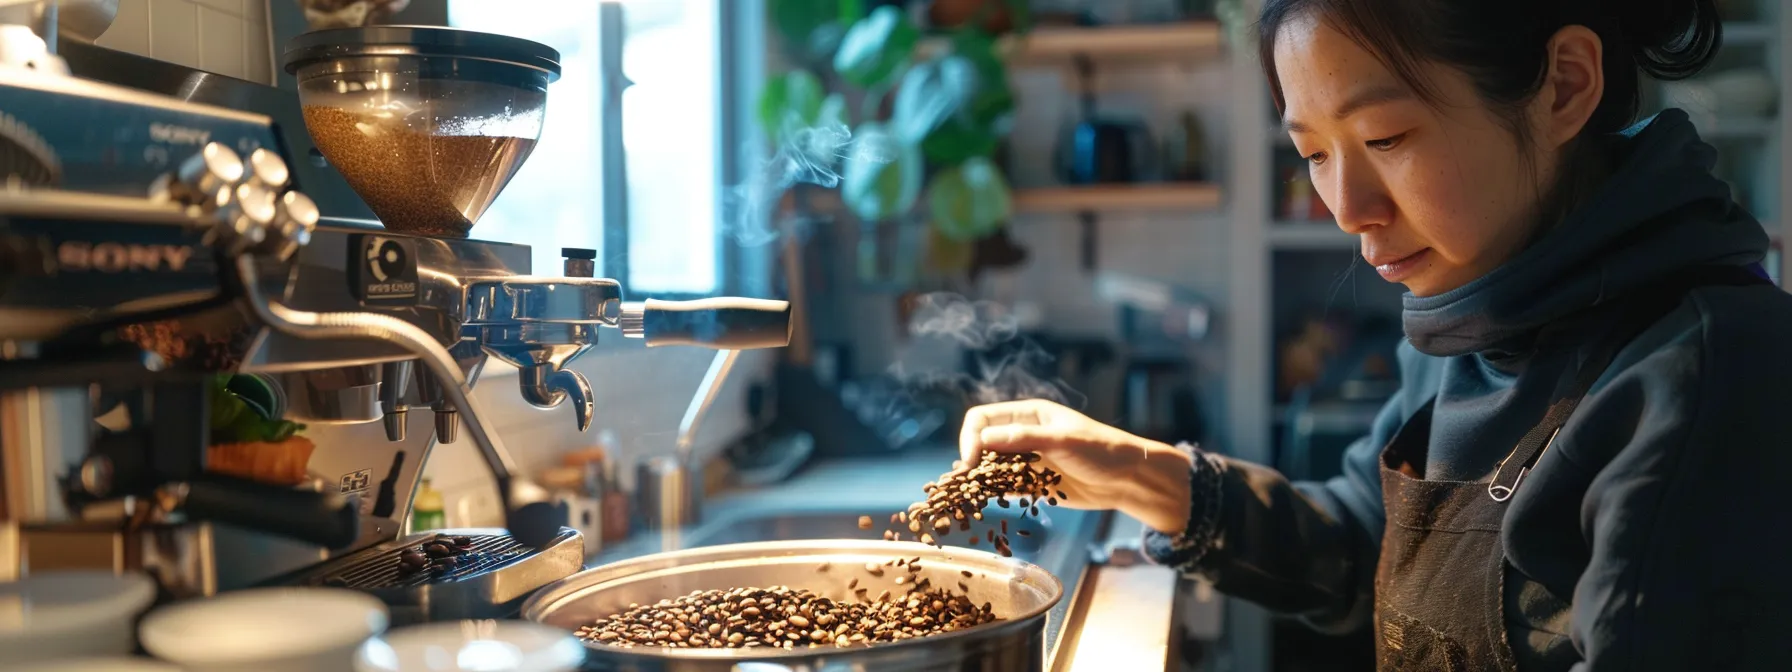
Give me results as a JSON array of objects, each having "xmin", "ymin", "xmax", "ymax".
[{"xmin": 858, "ymin": 516, "xmax": 874, "ymax": 530}]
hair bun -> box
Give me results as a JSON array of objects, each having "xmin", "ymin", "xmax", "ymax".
[{"xmin": 1608, "ymin": 0, "xmax": 1723, "ymax": 81}]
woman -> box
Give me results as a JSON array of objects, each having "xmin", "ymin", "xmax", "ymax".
[{"xmin": 960, "ymin": 0, "xmax": 1792, "ymax": 669}]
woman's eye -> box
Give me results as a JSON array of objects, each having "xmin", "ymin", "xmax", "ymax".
[
  {"xmin": 1303, "ymin": 151, "xmax": 1328, "ymax": 166},
  {"xmin": 1366, "ymin": 133, "xmax": 1406, "ymax": 151}
]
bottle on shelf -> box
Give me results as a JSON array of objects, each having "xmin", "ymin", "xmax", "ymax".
[{"xmin": 410, "ymin": 478, "xmax": 446, "ymax": 533}]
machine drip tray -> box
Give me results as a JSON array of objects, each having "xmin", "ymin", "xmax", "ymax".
[
  {"xmin": 316, "ymin": 532, "xmax": 534, "ymax": 590},
  {"xmin": 274, "ymin": 527, "xmax": 585, "ymax": 624}
]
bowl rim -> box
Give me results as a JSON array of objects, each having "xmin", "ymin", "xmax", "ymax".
[
  {"xmin": 282, "ymin": 25, "xmax": 561, "ymax": 81},
  {"xmin": 519, "ymin": 539, "xmax": 1065, "ymax": 660}
]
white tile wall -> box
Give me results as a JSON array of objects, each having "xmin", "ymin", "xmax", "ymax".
[{"xmin": 96, "ymin": 0, "xmax": 274, "ymax": 84}]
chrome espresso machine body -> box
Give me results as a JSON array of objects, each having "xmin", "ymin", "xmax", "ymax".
[{"xmin": 0, "ymin": 22, "xmax": 791, "ymax": 623}]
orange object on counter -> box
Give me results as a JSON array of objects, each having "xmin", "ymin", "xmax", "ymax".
[{"xmin": 206, "ymin": 436, "xmax": 316, "ymax": 486}]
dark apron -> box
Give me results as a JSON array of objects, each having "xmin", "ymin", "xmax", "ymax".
[{"xmin": 1371, "ymin": 265, "xmax": 1774, "ymax": 671}]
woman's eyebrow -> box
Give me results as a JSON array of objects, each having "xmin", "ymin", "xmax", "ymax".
[{"xmin": 1283, "ymin": 84, "xmax": 1416, "ymax": 134}]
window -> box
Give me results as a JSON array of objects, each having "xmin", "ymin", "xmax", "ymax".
[{"xmin": 449, "ymin": 0, "xmax": 726, "ymax": 296}]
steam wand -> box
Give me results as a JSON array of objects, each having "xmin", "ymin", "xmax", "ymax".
[{"xmin": 232, "ymin": 256, "xmax": 567, "ymax": 547}]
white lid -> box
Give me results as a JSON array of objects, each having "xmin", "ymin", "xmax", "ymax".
[
  {"xmin": 0, "ymin": 571, "xmax": 157, "ymax": 639},
  {"xmin": 16, "ymin": 657, "xmax": 181, "ymax": 672},
  {"xmin": 139, "ymin": 588, "xmax": 388, "ymax": 665},
  {"xmin": 354, "ymin": 620, "xmax": 586, "ymax": 672}
]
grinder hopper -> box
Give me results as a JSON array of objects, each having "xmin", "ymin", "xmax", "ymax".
[{"xmin": 282, "ymin": 26, "xmax": 561, "ymax": 237}]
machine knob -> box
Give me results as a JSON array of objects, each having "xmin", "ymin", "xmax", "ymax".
[
  {"xmin": 153, "ymin": 143, "xmax": 244, "ymax": 209},
  {"xmin": 181, "ymin": 143, "xmax": 244, "ymax": 200},
  {"xmin": 259, "ymin": 190, "xmax": 319, "ymax": 261},
  {"xmin": 563, "ymin": 247, "xmax": 596, "ymax": 278},
  {"xmin": 245, "ymin": 147, "xmax": 291, "ymax": 191}
]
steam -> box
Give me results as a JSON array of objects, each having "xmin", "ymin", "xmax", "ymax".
[
  {"xmin": 887, "ymin": 293, "xmax": 1085, "ymax": 411},
  {"xmin": 721, "ymin": 114, "xmax": 896, "ymax": 247}
]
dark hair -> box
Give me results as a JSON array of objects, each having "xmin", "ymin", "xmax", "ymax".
[{"xmin": 1258, "ymin": 0, "xmax": 1724, "ymax": 142}]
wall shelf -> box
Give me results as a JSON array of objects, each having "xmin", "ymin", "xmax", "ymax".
[
  {"xmin": 1268, "ymin": 222, "xmax": 1355, "ymax": 250},
  {"xmin": 1007, "ymin": 22, "xmax": 1224, "ymax": 63},
  {"xmin": 1014, "ymin": 183, "xmax": 1223, "ymax": 213}
]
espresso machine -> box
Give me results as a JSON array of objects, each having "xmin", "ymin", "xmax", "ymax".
[{"xmin": 0, "ymin": 15, "xmax": 792, "ymax": 625}]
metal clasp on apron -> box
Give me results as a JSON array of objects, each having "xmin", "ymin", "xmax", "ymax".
[{"xmin": 1488, "ymin": 427, "xmax": 1559, "ymax": 502}]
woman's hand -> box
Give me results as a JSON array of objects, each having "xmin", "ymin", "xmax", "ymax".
[{"xmin": 959, "ymin": 399, "xmax": 1196, "ymax": 534}]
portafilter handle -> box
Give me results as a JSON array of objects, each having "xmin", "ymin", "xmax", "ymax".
[{"xmin": 618, "ymin": 298, "xmax": 793, "ymax": 350}]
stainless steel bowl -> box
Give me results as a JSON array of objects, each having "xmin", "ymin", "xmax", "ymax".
[{"xmin": 522, "ymin": 540, "xmax": 1064, "ymax": 672}]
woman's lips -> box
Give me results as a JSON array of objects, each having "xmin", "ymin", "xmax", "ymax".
[{"xmin": 1368, "ymin": 248, "xmax": 1431, "ymax": 282}]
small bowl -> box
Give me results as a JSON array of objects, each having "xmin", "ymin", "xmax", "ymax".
[
  {"xmin": 0, "ymin": 570, "xmax": 157, "ymax": 666},
  {"xmin": 139, "ymin": 588, "xmax": 389, "ymax": 672},
  {"xmin": 354, "ymin": 620, "xmax": 586, "ymax": 672},
  {"xmin": 16, "ymin": 657, "xmax": 180, "ymax": 672}
]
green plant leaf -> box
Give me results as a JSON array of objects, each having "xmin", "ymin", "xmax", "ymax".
[
  {"xmin": 921, "ymin": 116, "xmax": 1001, "ymax": 164},
  {"xmin": 833, "ymin": 5, "xmax": 921, "ymax": 88},
  {"xmin": 771, "ymin": 0, "xmax": 844, "ymax": 61},
  {"xmin": 892, "ymin": 56, "xmax": 979, "ymax": 144},
  {"xmin": 757, "ymin": 70, "xmax": 827, "ymax": 145},
  {"xmin": 842, "ymin": 123, "xmax": 922, "ymax": 222},
  {"xmin": 929, "ymin": 156, "xmax": 1011, "ymax": 241},
  {"xmin": 938, "ymin": 30, "xmax": 1015, "ymax": 131},
  {"xmin": 838, "ymin": 0, "xmax": 867, "ymax": 24}
]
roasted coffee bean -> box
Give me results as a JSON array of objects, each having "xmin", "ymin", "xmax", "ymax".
[
  {"xmin": 579, "ymin": 584, "xmax": 997, "ymax": 649},
  {"xmin": 858, "ymin": 516, "xmax": 874, "ymax": 530},
  {"xmin": 425, "ymin": 545, "xmax": 451, "ymax": 559}
]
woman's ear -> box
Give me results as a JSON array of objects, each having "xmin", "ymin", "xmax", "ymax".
[{"xmin": 1534, "ymin": 25, "xmax": 1605, "ymax": 149}]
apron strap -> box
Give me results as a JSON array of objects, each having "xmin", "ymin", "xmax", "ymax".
[{"xmin": 1487, "ymin": 265, "xmax": 1773, "ymax": 501}]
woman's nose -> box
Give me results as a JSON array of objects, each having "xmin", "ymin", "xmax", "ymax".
[{"xmin": 1324, "ymin": 160, "xmax": 1392, "ymax": 235}]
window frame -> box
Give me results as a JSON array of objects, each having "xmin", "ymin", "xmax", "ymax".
[{"xmin": 599, "ymin": 0, "xmax": 765, "ymax": 302}]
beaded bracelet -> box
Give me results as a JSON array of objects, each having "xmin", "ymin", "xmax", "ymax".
[{"xmin": 1142, "ymin": 444, "xmax": 1226, "ymax": 574}]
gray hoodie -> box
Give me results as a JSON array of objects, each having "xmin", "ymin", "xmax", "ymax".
[{"xmin": 1146, "ymin": 109, "xmax": 1792, "ymax": 671}]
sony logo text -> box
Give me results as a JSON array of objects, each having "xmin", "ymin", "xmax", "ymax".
[{"xmin": 56, "ymin": 242, "xmax": 195, "ymax": 273}]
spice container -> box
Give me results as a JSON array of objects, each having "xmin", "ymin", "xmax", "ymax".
[
  {"xmin": 353, "ymin": 620, "xmax": 584, "ymax": 672},
  {"xmin": 578, "ymin": 430, "xmax": 632, "ymax": 543},
  {"xmin": 539, "ymin": 463, "xmax": 603, "ymax": 558}
]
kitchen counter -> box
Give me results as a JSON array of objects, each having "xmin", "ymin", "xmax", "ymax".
[{"xmin": 577, "ymin": 449, "xmax": 1180, "ymax": 670}]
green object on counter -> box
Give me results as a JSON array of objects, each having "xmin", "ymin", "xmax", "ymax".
[
  {"xmin": 208, "ymin": 375, "xmax": 304, "ymax": 444},
  {"xmin": 412, "ymin": 478, "xmax": 446, "ymax": 532}
]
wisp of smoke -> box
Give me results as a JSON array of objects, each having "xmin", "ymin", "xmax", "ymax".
[
  {"xmin": 888, "ymin": 293, "xmax": 1086, "ymax": 411},
  {"xmin": 721, "ymin": 112, "xmax": 897, "ymax": 247}
]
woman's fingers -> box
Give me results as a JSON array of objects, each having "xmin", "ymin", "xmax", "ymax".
[
  {"xmin": 960, "ymin": 400, "xmax": 1050, "ymax": 463},
  {"xmin": 977, "ymin": 424, "xmax": 1065, "ymax": 454}
]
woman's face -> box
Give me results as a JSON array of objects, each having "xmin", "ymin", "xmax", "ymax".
[{"xmin": 1274, "ymin": 13, "xmax": 1551, "ymax": 297}]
